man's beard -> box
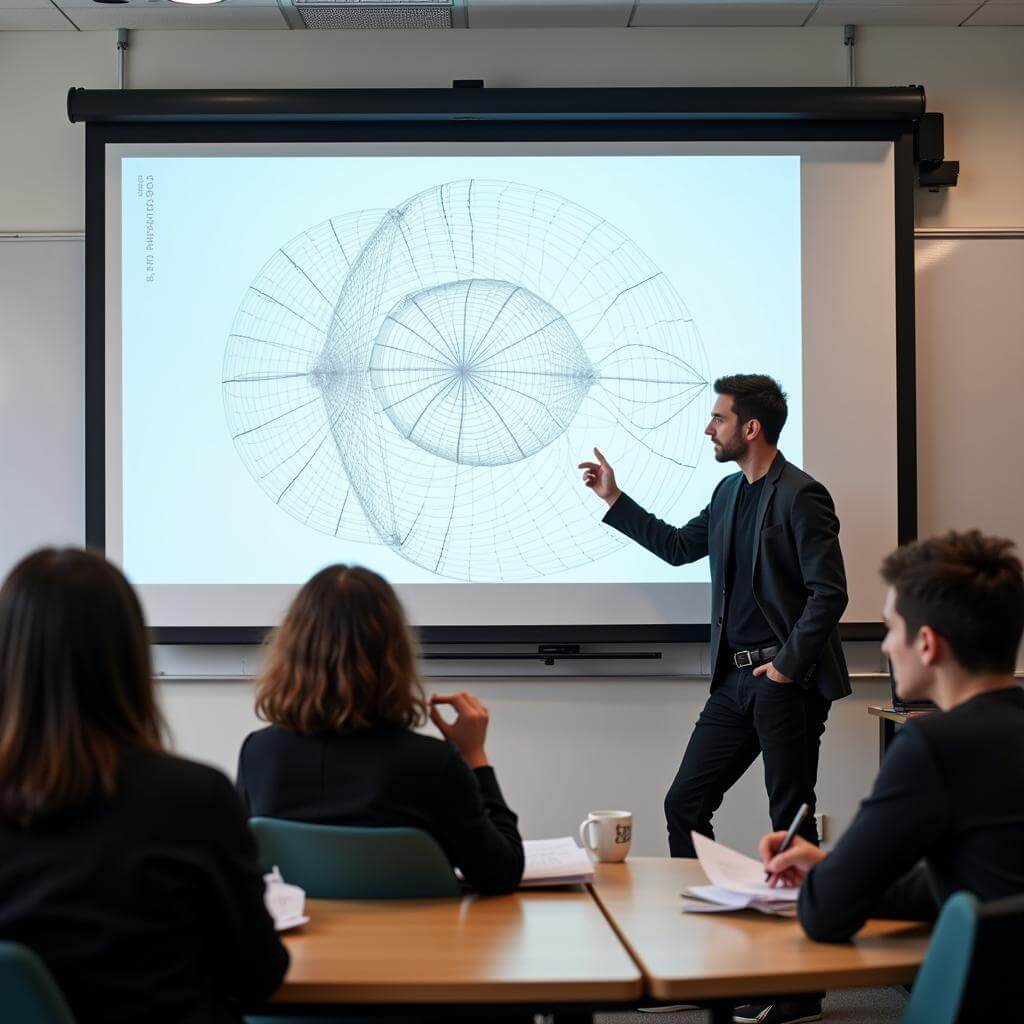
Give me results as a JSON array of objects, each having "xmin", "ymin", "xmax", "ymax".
[{"xmin": 714, "ymin": 434, "xmax": 749, "ymax": 463}]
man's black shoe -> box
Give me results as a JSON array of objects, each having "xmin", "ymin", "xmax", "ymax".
[{"xmin": 733, "ymin": 996, "xmax": 823, "ymax": 1023}]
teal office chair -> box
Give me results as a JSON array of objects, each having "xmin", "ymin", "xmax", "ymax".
[
  {"xmin": 0, "ymin": 942, "xmax": 76, "ymax": 1024},
  {"xmin": 249, "ymin": 817, "xmax": 460, "ymax": 899},
  {"xmin": 903, "ymin": 890, "xmax": 1024, "ymax": 1024},
  {"xmin": 247, "ymin": 820, "xmax": 453, "ymax": 1024},
  {"xmin": 902, "ymin": 892, "xmax": 978, "ymax": 1024}
]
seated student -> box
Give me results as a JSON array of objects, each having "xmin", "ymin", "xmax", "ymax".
[
  {"xmin": 0, "ymin": 548, "xmax": 288, "ymax": 1024},
  {"xmin": 759, "ymin": 529, "xmax": 1024, "ymax": 942},
  {"xmin": 237, "ymin": 565, "xmax": 524, "ymax": 895}
]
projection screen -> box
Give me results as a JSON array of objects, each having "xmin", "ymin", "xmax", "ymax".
[{"xmin": 79, "ymin": 90, "xmax": 919, "ymax": 642}]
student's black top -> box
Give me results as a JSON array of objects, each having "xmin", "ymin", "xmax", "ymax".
[
  {"xmin": 237, "ymin": 723, "xmax": 525, "ymax": 895},
  {"xmin": 799, "ymin": 687, "xmax": 1024, "ymax": 942},
  {"xmin": 0, "ymin": 749, "xmax": 288, "ymax": 1024}
]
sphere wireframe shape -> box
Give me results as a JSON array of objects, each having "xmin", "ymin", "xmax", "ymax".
[
  {"xmin": 367, "ymin": 278, "xmax": 593, "ymax": 467},
  {"xmin": 223, "ymin": 178, "xmax": 710, "ymax": 582}
]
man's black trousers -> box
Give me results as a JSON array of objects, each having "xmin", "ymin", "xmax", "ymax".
[{"xmin": 665, "ymin": 664, "xmax": 830, "ymax": 858}]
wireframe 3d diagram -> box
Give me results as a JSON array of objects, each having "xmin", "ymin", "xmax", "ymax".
[{"xmin": 222, "ymin": 179, "xmax": 709, "ymax": 582}]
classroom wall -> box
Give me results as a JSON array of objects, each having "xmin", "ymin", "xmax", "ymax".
[
  {"xmin": 2, "ymin": 26, "xmax": 1024, "ymax": 232},
  {"xmin": 1, "ymin": 24, "xmax": 1021, "ymax": 855},
  {"xmin": 160, "ymin": 668, "xmax": 891, "ymax": 857}
]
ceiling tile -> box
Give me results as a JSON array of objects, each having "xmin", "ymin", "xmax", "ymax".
[
  {"xmin": 632, "ymin": 2, "xmax": 816, "ymax": 26},
  {"xmin": 0, "ymin": 0, "xmax": 53, "ymax": 9},
  {"xmin": 963, "ymin": 2, "xmax": 1024, "ymax": 24},
  {"xmin": 63, "ymin": 2, "xmax": 287, "ymax": 25},
  {"xmin": 0, "ymin": 5, "xmax": 74, "ymax": 24},
  {"xmin": 808, "ymin": 3, "xmax": 980, "ymax": 24},
  {"xmin": 467, "ymin": 0, "xmax": 632, "ymax": 28}
]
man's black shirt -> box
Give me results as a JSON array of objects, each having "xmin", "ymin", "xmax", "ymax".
[{"xmin": 725, "ymin": 474, "xmax": 776, "ymax": 649}]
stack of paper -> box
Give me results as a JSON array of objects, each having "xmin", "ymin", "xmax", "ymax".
[
  {"xmin": 681, "ymin": 833, "xmax": 800, "ymax": 917},
  {"xmin": 520, "ymin": 836, "xmax": 595, "ymax": 887}
]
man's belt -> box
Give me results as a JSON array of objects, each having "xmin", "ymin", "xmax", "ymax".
[{"xmin": 731, "ymin": 644, "xmax": 780, "ymax": 669}]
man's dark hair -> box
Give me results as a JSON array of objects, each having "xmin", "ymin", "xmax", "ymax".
[
  {"xmin": 713, "ymin": 374, "xmax": 788, "ymax": 445},
  {"xmin": 880, "ymin": 530, "xmax": 1024, "ymax": 674}
]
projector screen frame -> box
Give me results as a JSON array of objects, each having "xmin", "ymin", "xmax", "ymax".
[{"xmin": 80, "ymin": 91, "xmax": 920, "ymax": 646}]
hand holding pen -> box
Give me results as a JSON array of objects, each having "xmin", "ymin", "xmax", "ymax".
[{"xmin": 760, "ymin": 803, "xmax": 828, "ymax": 887}]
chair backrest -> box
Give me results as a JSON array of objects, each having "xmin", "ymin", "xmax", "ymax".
[
  {"xmin": 903, "ymin": 892, "xmax": 978, "ymax": 1024},
  {"xmin": 956, "ymin": 891, "xmax": 1024, "ymax": 1021},
  {"xmin": 249, "ymin": 817, "xmax": 461, "ymax": 899},
  {"xmin": 0, "ymin": 942, "xmax": 76, "ymax": 1024},
  {"xmin": 904, "ymin": 890, "xmax": 1024, "ymax": 1024}
]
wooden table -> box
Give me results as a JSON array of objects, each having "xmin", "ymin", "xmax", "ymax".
[
  {"xmin": 273, "ymin": 887, "xmax": 642, "ymax": 1018},
  {"xmin": 868, "ymin": 705, "xmax": 935, "ymax": 762},
  {"xmin": 590, "ymin": 858, "xmax": 930, "ymax": 1023}
]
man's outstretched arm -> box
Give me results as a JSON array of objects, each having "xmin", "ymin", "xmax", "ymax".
[{"xmin": 579, "ymin": 448, "xmax": 711, "ymax": 567}]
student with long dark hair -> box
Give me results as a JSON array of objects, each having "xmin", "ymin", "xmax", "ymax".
[
  {"xmin": 237, "ymin": 565, "xmax": 524, "ymax": 895},
  {"xmin": 0, "ymin": 548, "xmax": 288, "ymax": 1024}
]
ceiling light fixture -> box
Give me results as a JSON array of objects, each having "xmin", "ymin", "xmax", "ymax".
[{"xmin": 168, "ymin": 0, "xmax": 227, "ymax": 6}]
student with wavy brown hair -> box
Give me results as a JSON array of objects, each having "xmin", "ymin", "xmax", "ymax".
[
  {"xmin": 0, "ymin": 548, "xmax": 288, "ymax": 1024},
  {"xmin": 237, "ymin": 565, "xmax": 524, "ymax": 895}
]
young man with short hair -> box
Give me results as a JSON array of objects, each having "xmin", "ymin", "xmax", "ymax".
[{"xmin": 749, "ymin": 530, "xmax": 1024, "ymax": 1023}]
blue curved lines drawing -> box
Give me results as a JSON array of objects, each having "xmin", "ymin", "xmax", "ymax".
[{"xmin": 222, "ymin": 179, "xmax": 709, "ymax": 581}]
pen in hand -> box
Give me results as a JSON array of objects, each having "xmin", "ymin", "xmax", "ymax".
[{"xmin": 764, "ymin": 802, "xmax": 810, "ymax": 882}]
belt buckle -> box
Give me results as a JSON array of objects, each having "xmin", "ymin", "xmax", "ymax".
[{"xmin": 733, "ymin": 650, "xmax": 753, "ymax": 669}]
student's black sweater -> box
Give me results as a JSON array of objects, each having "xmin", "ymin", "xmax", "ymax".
[
  {"xmin": 237, "ymin": 723, "xmax": 524, "ymax": 895},
  {"xmin": 0, "ymin": 750, "xmax": 288, "ymax": 1024},
  {"xmin": 799, "ymin": 687, "xmax": 1024, "ymax": 942}
]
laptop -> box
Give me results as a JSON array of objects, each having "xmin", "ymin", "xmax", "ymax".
[{"xmin": 888, "ymin": 659, "xmax": 936, "ymax": 713}]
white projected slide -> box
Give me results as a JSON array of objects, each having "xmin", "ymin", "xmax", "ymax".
[{"xmin": 117, "ymin": 147, "xmax": 802, "ymax": 596}]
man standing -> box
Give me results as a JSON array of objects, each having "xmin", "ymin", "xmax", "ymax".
[{"xmin": 580, "ymin": 374, "xmax": 849, "ymax": 858}]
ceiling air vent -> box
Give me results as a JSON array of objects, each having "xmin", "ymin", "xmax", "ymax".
[{"xmin": 291, "ymin": 0, "xmax": 452, "ymax": 29}]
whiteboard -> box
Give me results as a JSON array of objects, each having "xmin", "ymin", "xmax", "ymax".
[
  {"xmin": 916, "ymin": 231, "xmax": 1024, "ymax": 672},
  {"xmin": 915, "ymin": 232, "xmax": 1024, "ymax": 552},
  {"xmin": 0, "ymin": 236, "xmax": 84, "ymax": 575}
]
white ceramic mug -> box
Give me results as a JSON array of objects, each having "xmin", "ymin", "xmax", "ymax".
[{"xmin": 578, "ymin": 810, "xmax": 633, "ymax": 862}]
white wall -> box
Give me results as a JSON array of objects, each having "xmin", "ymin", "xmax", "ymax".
[
  {"xmin": 2, "ymin": 27, "xmax": 1023, "ymax": 231},
  {"xmin": 159, "ymin": 667, "xmax": 891, "ymax": 856},
  {"xmin": 1, "ymin": 23, "xmax": 1021, "ymax": 855}
]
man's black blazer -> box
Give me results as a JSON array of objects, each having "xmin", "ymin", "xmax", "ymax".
[{"xmin": 604, "ymin": 451, "xmax": 851, "ymax": 702}]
